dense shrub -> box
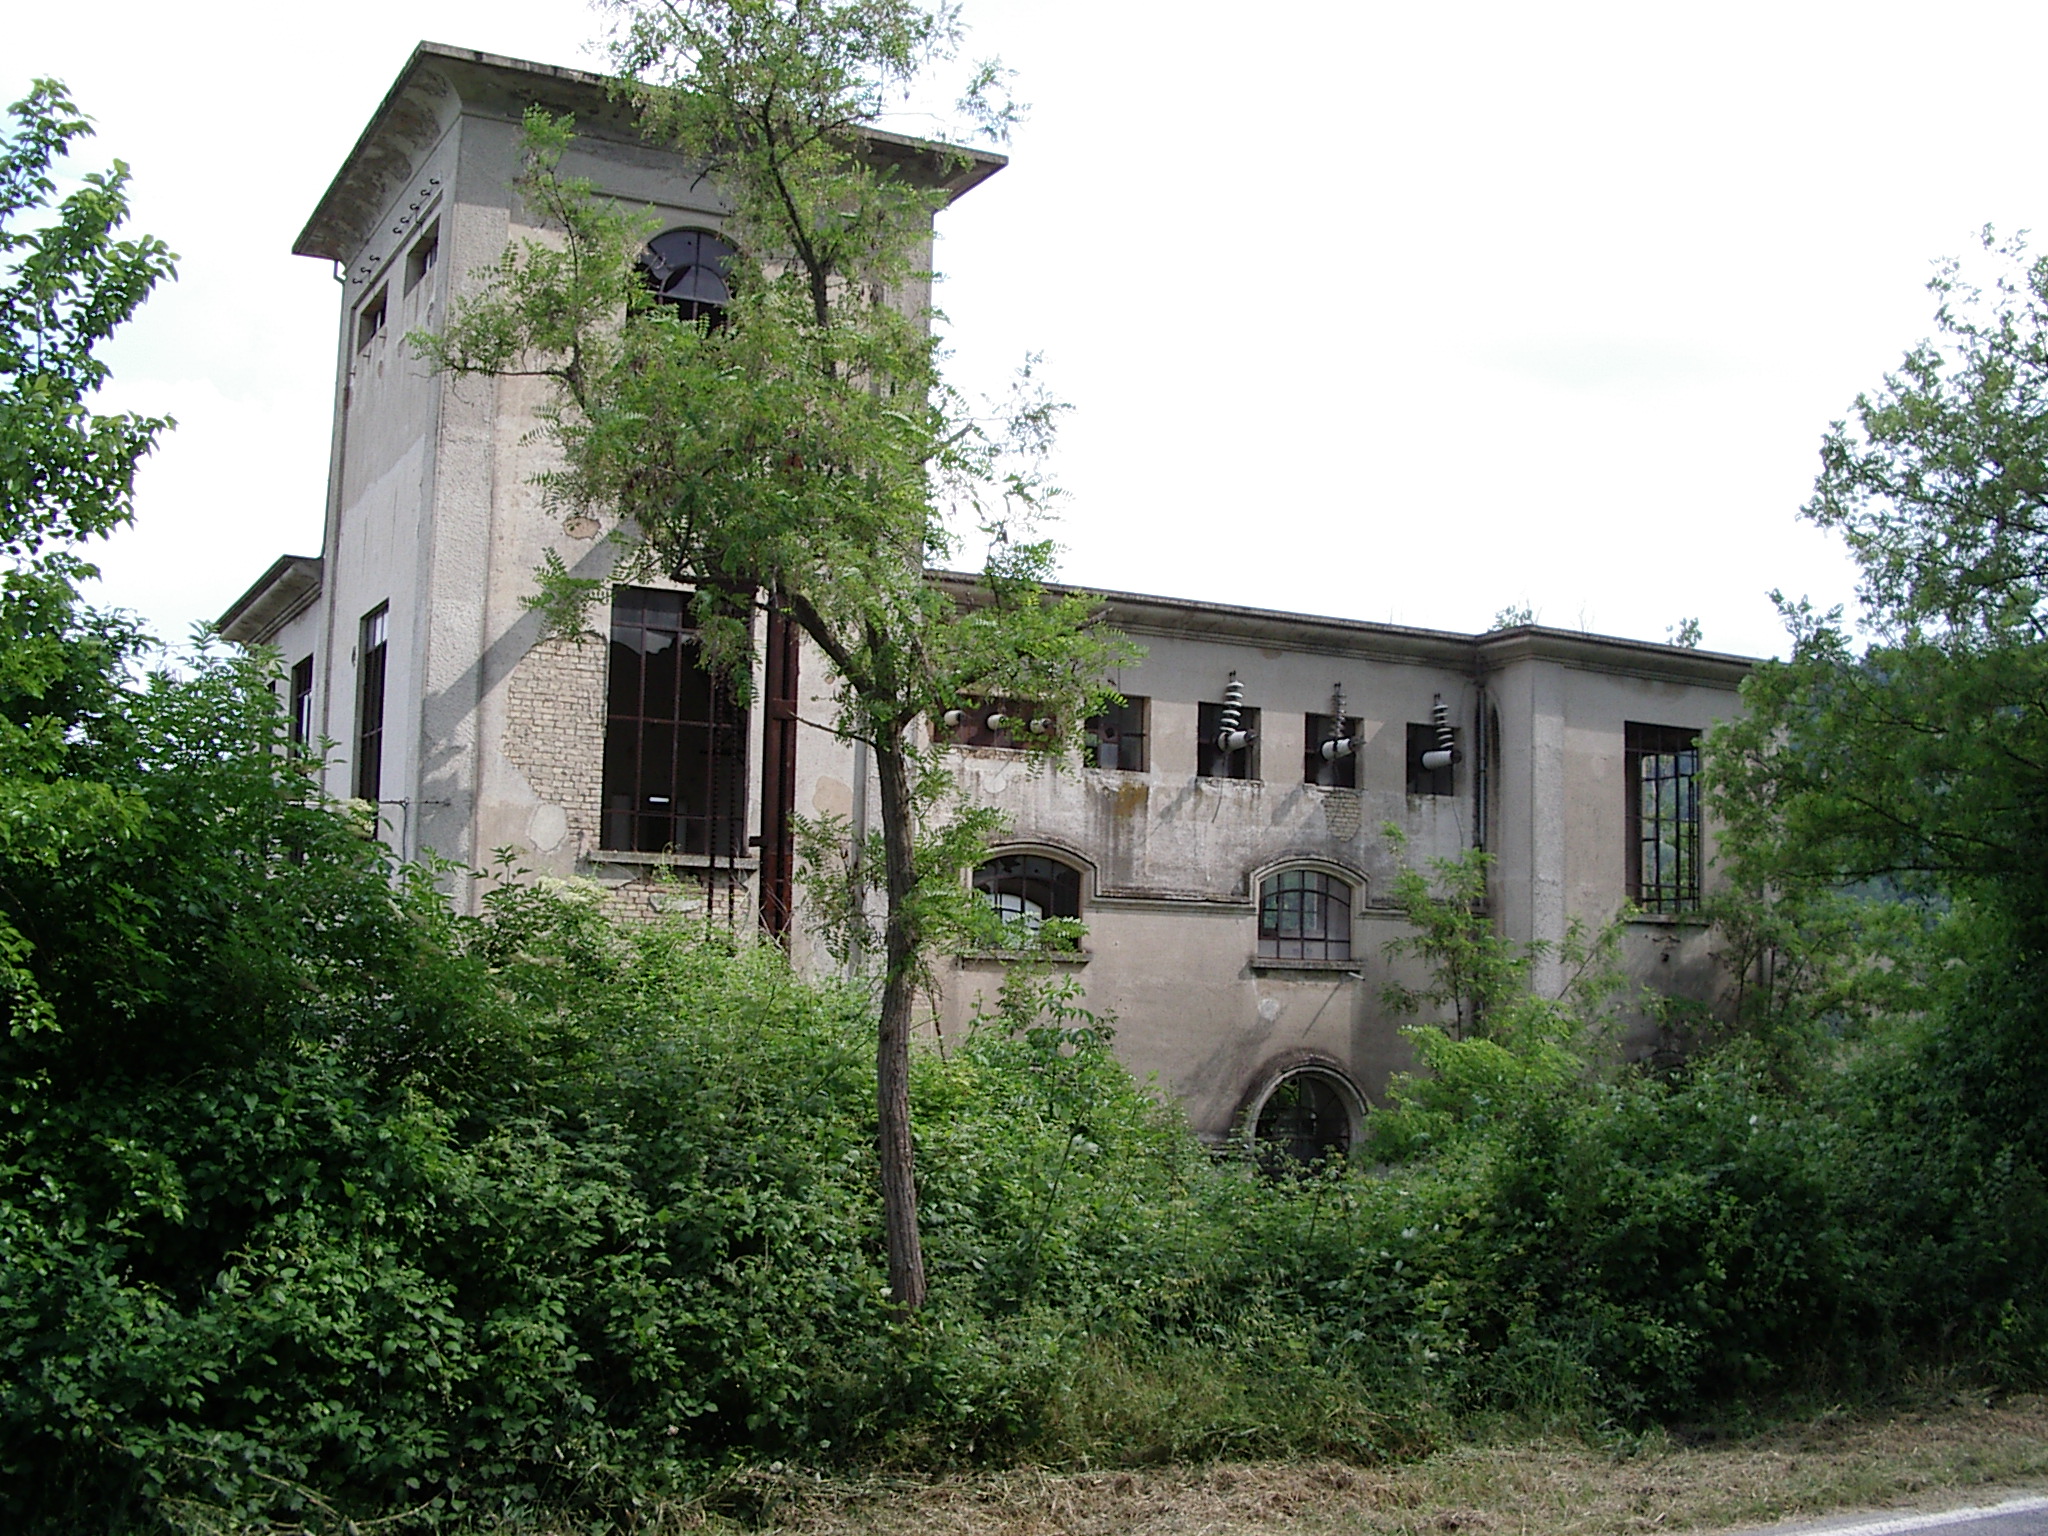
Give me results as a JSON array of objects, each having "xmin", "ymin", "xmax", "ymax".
[{"xmin": 3, "ymin": 655, "xmax": 2045, "ymax": 1531}]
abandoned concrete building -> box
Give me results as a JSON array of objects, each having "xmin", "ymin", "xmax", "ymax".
[{"xmin": 220, "ymin": 43, "xmax": 1752, "ymax": 1156}]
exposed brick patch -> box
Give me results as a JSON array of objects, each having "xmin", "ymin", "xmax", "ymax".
[
  {"xmin": 503, "ymin": 633, "xmax": 606, "ymax": 858},
  {"xmin": 505, "ymin": 628, "xmax": 759, "ymax": 932},
  {"xmin": 595, "ymin": 866, "xmax": 752, "ymax": 928}
]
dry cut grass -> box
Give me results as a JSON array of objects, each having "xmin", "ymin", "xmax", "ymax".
[{"xmin": 640, "ymin": 1394, "xmax": 2048, "ymax": 1536}]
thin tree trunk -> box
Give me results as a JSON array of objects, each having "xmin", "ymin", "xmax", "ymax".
[{"xmin": 871, "ymin": 731, "xmax": 928, "ymax": 1312}]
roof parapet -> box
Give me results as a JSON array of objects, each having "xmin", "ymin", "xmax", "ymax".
[{"xmin": 296, "ymin": 41, "xmax": 1007, "ymax": 264}]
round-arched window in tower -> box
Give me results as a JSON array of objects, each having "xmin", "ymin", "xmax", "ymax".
[{"xmin": 638, "ymin": 228, "xmax": 735, "ymax": 322}]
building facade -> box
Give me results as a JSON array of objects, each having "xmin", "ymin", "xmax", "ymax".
[{"xmin": 221, "ymin": 43, "xmax": 1751, "ymax": 1153}]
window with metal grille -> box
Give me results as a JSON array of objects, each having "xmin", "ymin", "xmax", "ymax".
[
  {"xmin": 972, "ymin": 854, "xmax": 1081, "ymax": 937},
  {"xmin": 1197, "ymin": 701, "xmax": 1260, "ymax": 780},
  {"xmin": 1254, "ymin": 1070, "xmax": 1353, "ymax": 1165},
  {"xmin": 1257, "ymin": 869, "xmax": 1352, "ymax": 961},
  {"xmin": 289, "ymin": 654, "xmax": 314, "ymax": 751},
  {"xmin": 638, "ymin": 228, "xmax": 735, "ymax": 322},
  {"xmin": 1626, "ymin": 722, "xmax": 1701, "ymax": 913},
  {"xmin": 1304, "ymin": 713, "xmax": 1357, "ymax": 788},
  {"xmin": 1084, "ymin": 696, "xmax": 1148, "ymax": 771},
  {"xmin": 601, "ymin": 586, "xmax": 747, "ymax": 855},
  {"xmin": 354, "ymin": 607, "xmax": 387, "ymax": 802}
]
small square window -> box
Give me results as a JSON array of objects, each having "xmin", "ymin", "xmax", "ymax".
[
  {"xmin": 356, "ymin": 289, "xmax": 388, "ymax": 352},
  {"xmin": 1406, "ymin": 722, "xmax": 1457, "ymax": 796},
  {"xmin": 1198, "ymin": 701, "xmax": 1260, "ymax": 780},
  {"xmin": 1304, "ymin": 713, "xmax": 1357, "ymax": 788},
  {"xmin": 405, "ymin": 224, "xmax": 439, "ymax": 294},
  {"xmin": 1084, "ymin": 696, "xmax": 1147, "ymax": 771}
]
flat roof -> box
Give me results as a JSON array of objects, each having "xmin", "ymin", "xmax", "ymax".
[
  {"xmin": 929, "ymin": 570, "xmax": 1754, "ymax": 688},
  {"xmin": 297, "ymin": 41, "xmax": 1008, "ymax": 262}
]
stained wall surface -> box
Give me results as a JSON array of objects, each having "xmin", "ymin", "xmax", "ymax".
[{"xmin": 219, "ymin": 43, "xmax": 1751, "ymax": 1151}]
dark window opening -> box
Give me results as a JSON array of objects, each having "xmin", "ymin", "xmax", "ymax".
[
  {"xmin": 289, "ymin": 654, "xmax": 315, "ymax": 751},
  {"xmin": 1198, "ymin": 700, "xmax": 1260, "ymax": 780},
  {"xmin": 1627, "ymin": 722, "xmax": 1701, "ymax": 913},
  {"xmin": 1258, "ymin": 868, "xmax": 1352, "ymax": 961},
  {"xmin": 354, "ymin": 607, "xmax": 387, "ymax": 803},
  {"xmin": 639, "ymin": 227, "xmax": 735, "ymax": 323},
  {"xmin": 404, "ymin": 224, "xmax": 439, "ymax": 293},
  {"xmin": 1406, "ymin": 722, "xmax": 1458, "ymax": 796},
  {"xmin": 972, "ymin": 854, "xmax": 1081, "ymax": 938},
  {"xmin": 602, "ymin": 586, "xmax": 747, "ymax": 855},
  {"xmin": 943, "ymin": 699, "xmax": 1047, "ymax": 750},
  {"xmin": 1084, "ymin": 696, "xmax": 1148, "ymax": 771},
  {"xmin": 1304, "ymin": 712, "xmax": 1357, "ymax": 788},
  {"xmin": 356, "ymin": 289, "xmax": 387, "ymax": 351},
  {"xmin": 1254, "ymin": 1071, "xmax": 1352, "ymax": 1166}
]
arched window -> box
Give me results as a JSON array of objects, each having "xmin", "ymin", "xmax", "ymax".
[
  {"xmin": 638, "ymin": 228, "xmax": 735, "ymax": 322},
  {"xmin": 1257, "ymin": 868, "xmax": 1352, "ymax": 961},
  {"xmin": 972, "ymin": 853, "xmax": 1081, "ymax": 936},
  {"xmin": 1253, "ymin": 1068, "xmax": 1356, "ymax": 1165}
]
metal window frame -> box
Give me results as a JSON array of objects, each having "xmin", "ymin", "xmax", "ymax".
[
  {"xmin": 1625, "ymin": 721, "xmax": 1702, "ymax": 913},
  {"xmin": 353, "ymin": 606, "xmax": 387, "ymax": 803},
  {"xmin": 288, "ymin": 653, "xmax": 315, "ymax": 751},
  {"xmin": 1084, "ymin": 695, "xmax": 1148, "ymax": 772},
  {"xmin": 1257, "ymin": 868, "xmax": 1353, "ymax": 961},
  {"xmin": 600, "ymin": 586, "xmax": 747, "ymax": 856}
]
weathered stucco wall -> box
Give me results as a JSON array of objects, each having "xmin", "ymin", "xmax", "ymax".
[{"xmin": 224, "ymin": 44, "xmax": 1754, "ymax": 1157}]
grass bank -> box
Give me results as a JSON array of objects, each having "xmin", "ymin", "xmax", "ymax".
[{"xmin": 652, "ymin": 1394, "xmax": 2048, "ymax": 1536}]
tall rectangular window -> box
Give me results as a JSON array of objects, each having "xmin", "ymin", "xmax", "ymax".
[
  {"xmin": 354, "ymin": 607, "xmax": 387, "ymax": 802},
  {"xmin": 356, "ymin": 288, "xmax": 387, "ymax": 352},
  {"xmin": 1084, "ymin": 696, "xmax": 1148, "ymax": 771},
  {"xmin": 404, "ymin": 223, "xmax": 439, "ymax": 294},
  {"xmin": 1197, "ymin": 701, "xmax": 1260, "ymax": 780},
  {"xmin": 602, "ymin": 586, "xmax": 747, "ymax": 855},
  {"xmin": 289, "ymin": 654, "xmax": 315, "ymax": 751},
  {"xmin": 1626, "ymin": 722, "xmax": 1701, "ymax": 913}
]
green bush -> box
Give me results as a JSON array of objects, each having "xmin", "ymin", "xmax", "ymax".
[{"xmin": 2, "ymin": 655, "xmax": 2044, "ymax": 1531}]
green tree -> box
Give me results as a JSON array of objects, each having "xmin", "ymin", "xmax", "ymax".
[
  {"xmin": 424, "ymin": 0, "xmax": 1130, "ymax": 1310},
  {"xmin": 1706, "ymin": 231, "xmax": 2048, "ymax": 1376},
  {"xmin": 1711, "ymin": 230, "xmax": 2048, "ymax": 949},
  {"xmin": 0, "ymin": 80, "xmax": 175, "ymax": 1034},
  {"xmin": 1371, "ymin": 830, "xmax": 1629, "ymax": 1159}
]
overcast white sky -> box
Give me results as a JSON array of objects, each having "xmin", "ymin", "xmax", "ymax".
[{"xmin": 14, "ymin": 0, "xmax": 2043, "ymax": 658}]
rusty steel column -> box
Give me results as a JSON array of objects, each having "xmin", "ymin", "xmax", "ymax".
[{"xmin": 758, "ymin": 605, "xmax": 800, "ymax": 942}]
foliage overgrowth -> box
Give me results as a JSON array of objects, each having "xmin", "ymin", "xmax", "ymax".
[
  {"xmin": 420, "ymin": 0, "xmax": 1134, "ymax": 1313},
  {"xmin": 5, "ymin": 62, "xmax": 2048, "ymax": 1536}
]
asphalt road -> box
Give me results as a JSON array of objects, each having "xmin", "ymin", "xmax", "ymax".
[{"xmin": 1730, "ymin": 1496, "xmax": 2048, "ymax": 1536}]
